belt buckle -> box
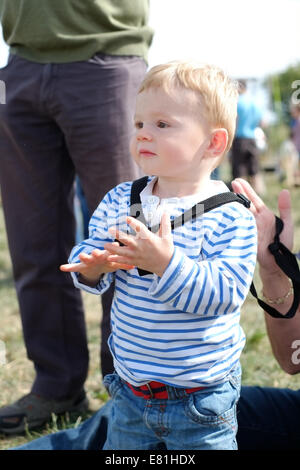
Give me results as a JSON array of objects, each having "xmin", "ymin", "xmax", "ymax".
[{"xmin": 145, "ymin": 382, "xmax": 154, "ymax": 399}]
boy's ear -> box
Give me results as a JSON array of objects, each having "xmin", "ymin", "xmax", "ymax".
[{"xmin": 206, "ymin": 128, "xmax": 228, "ymax": 157}]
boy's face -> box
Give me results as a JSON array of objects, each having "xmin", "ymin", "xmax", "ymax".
[{"xmin": 130, "ymin": 87, "xmax": 212, "ymax": 181}]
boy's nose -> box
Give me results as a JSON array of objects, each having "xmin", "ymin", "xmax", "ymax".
[{"xmin": 136, "ymin": 126, "xmax": 152, "ymax": 141}]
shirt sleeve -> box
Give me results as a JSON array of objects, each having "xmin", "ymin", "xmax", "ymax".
[
  {"xmin": 148, "ymin": 207, "xmax": 257, "ymax": 316},
  {"xmin": 68, "ymin": 189, "xmax": 120, "ymax": 295}
]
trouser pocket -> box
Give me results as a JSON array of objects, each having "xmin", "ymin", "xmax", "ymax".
[{"xmin": 103, "ymin": 373, "xmax": 123, "ymax": 399}]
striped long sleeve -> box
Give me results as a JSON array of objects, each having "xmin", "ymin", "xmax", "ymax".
[
  {"xmin": 68, "ymin": 180, "xmax": 257, "ymax": 387},
  {"xmin": 148, "ymin": 208, "xmax": 256, "ymax": 316}
]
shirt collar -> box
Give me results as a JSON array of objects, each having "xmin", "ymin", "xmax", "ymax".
[{"xmin": 140, "ymin": 176, "xmax": 230, "ymax": 208}]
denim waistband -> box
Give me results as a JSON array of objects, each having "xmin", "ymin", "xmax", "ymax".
[{"xmin": 123, "ymin": 379, "xmax": 205, "ymax": 400}]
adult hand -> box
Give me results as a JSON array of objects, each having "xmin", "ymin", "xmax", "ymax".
[{"xmin": 231, "ymin": 178, "xmax": 294, "ymax": 275}]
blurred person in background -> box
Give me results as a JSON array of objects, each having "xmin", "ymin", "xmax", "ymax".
[{"xmin": 231, "ymin": 80, "xmax": 265, "ymax": 194}]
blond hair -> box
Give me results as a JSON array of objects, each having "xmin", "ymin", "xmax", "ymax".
[{"xmin": 139, "ymin": 61, "xmax": 239, "ymax": 153}]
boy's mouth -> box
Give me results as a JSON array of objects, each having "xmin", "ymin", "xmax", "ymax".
[{"xmin": 139, "ymin": 149, "xmax": 156, "ymax": 157}]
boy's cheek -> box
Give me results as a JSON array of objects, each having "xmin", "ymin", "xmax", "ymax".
[{"xmin": 129, "ymin": 137, "xmax": 137, "ymax": 159}]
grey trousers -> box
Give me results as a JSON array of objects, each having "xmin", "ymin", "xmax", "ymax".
[{"xmin": 0, "ymin": 53, "xmax": 146, "ymax": 398}]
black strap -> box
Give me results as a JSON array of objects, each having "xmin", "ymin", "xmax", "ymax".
[
  {"xmin": 128, "ymin": 177, "xmax": 250, "ymax": 275},
  {"xmin": 130, "ymin": 177, "xmax": 251, "ymax": 233},
  {"xmin": 126, "ymin": 177, "xmax": 300, "ymax": 318},
  {"xmin": 250, "ymin": 216, "xmax": 300, "ymax": 318},
  {"xmin": 129, "ymin": 176, "xmax": 149, "ymax": 226}
]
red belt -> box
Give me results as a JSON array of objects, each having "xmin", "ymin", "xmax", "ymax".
[{"xmin": 125, "ymin": 380, "xmax": 204, "ymax": 400}]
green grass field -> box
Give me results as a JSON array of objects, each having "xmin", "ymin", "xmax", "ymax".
[{"xmin": 0, "ymin": 164, "xmax": 300, "ymax": 450}]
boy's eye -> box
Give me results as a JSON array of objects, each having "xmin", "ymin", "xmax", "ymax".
[
  {"xmin": 157, "ymin": 121, "xmax": 168, "ymax": 128},
  {"xmin": 135, "ymin": 121, "xmax": 143, "ymax": 129}
]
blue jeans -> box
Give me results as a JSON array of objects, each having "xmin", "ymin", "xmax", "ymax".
[
  {"xmin": 12, "ymin": 384, "xmax": 300, "ymax": 450},
  {"xmin": 102, "ymin": 370, "xmax": 241, "ymax": 450},
  {"xmin": 11, "ymin": 403, "xmax": 112, "ymax": 450}
]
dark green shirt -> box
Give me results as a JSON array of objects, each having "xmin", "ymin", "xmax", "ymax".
[{"xmin": 0, "ymin": 0, "xmax": 153, "ymax": 63}]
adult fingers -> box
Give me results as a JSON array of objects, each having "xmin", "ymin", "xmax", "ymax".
[
  {"xmin": 278, "ymin": 189, "xmax": 292, "ymax": 221},
  {"xmin": 231, "ymin": 178, "xmax": 265, "ymax": 213},
  {"xmin": 278, "ymin": 189, "xmax": 294, "ymax": 250}
]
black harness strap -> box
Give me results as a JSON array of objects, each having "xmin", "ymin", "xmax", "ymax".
[
  {"xmin": 127, "ymin": 177, "xmax": 300, "ymax": 319},
  {"xmin": 130, "ymin": 176, "xmax": 251, "ymax": 233},
  {"xmin": 250, "ymin": 216, "xmax": 300, "ymax": 318}
]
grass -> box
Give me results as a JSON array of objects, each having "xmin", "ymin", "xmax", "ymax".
[{"xmin": 0, "ymin": 161, "xmax": 300, "ymax": 450}]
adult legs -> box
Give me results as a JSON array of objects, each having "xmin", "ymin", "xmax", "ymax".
[
  {"xmin": 231, "ymin": 138, "xmax": 246, "ymax": 179},
  {"xmin": 0, "ymin": 56, "xmax": 89, "ymax": 399},
  {"xmin": 0, "ymin": 53, "xmax": 146, "ymax": 430},
  {"xmin": 53, "ymin": 53, "xmax": 146, "ymax": 377},
  {"xmin": 231, "ymin": 138, "xmax": 265, "ymax": 195},
  {"xmin": 237, "ymin": 385, "xmax": 300, "ymax": 450}
]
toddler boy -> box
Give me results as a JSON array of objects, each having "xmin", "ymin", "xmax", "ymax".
[{"xmin": 61, "ymin": 61, "xmax": 257, "ymax": 450}]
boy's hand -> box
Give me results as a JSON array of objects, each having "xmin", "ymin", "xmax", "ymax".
[
  {"xmin": 104, "ymin": 213, "xmax": 174, "ymax": 278},
  {"xmin": 60, "ymin": 245, "xmax": 135, "ymax": 284}
]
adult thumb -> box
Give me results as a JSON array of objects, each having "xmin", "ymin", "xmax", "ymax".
[
  {"xmin": 278, "ymin": 189, "xmax": 294, "ymax": 250},
  {"xmin": 278, "ymin": 189, "xmax": 292, "ymax": 224}
]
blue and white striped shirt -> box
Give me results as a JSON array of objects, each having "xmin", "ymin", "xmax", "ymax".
[{"xmin": 69, "ymin": 177, "xmax": 257, "ymax": 388}]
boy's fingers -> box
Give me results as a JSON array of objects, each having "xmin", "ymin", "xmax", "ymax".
[
  {"xmin": 79, "ymin": 249, "xmax": 108, "ymax": 262},
  {"xmin": 108, "ymin": 227, "xmax": 135, "ymax": 247},
  {"xmin": 159, "ymin": 212, "xmax": 172, "ymax": 239},
  {"xmin": 60, "ymin": 262, "xmax": 86, "ymax": 272},
  {"xmin": 104, "ymin": 243, "xmax": 133, "ymax": 260},
  {"xmin": 126, "ymin": 216, "xmax": 149, "ymax": 237},
  {"xmin": 61, "ymin": 249, "xmax": 108, "ymax": 272},
  {"xmin": 107, "ymin": 254, "xmax": 135, "ymax": 268},
  {"xmin": 79, "ymin": 251, "xmax": 100, "ymax": 261},
  {"xmin": 79, "ymin": 252, "xmax": 92, "ymax": 261},
  {"xmin": 92, "ymin": 248, "xmax": 107, "ymax": 255}
]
